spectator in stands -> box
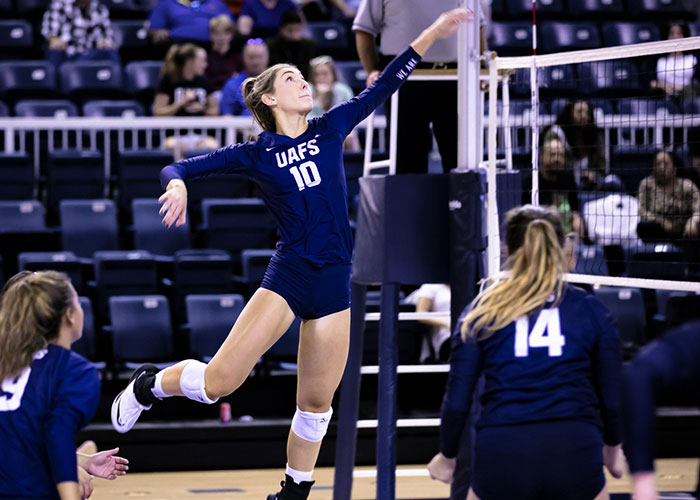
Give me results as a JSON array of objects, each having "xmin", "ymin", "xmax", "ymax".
[
  {"xmin": 224, "ymin": 0, "xmax": 245, "ymax": 16},
  {"xmin": 308, "ymin": 55, "xmax": 359, "ymax": 151},
  {"xmin": 148, "ymin": 0, "xmax": 233, "ymax": 45},
  {"xmin": 542, "ymin": 99, "xmax": 606, "ymax": 191},
  {"xmin": 522, "ymin": 136, "xmax": 584, "ymax": 238},
  {"xmin": 154, "ymin": 43, "xmax": 219, "ymax": 159},
  {"xmin": 220, "ymin": 38, "xmax": 269, "ymax": 115},
  {"xmin": 650, "ymin": 20, "xmax": 698, "ymax": 105},
  {"xmin": 408, "ymin": 283, "xmax": 451, "ymax": 363},
  {"xmin": 637, "ymin": 150, "xmax": 700, "ymax": 245},
  {"xmin": 267, "ymin": 10, "xmax": 318, "ymax": 79},
  {"xmin": 206, "ymin": 15, "xmax": 244, "ymax": 90},
  {"xmin": 41, "ymin": 0, "xmax": 120, "ymax": 68},
  {"xmin": 583, "ymin": 175, "xmax": 640, "ymax": 247},
  {"xmin": 237, "ymin": 0, "xmax": 298, "ymax": 39},
  {"xmin": 300, "ymin": 0, "xmax": 358, "ymax": 22}
]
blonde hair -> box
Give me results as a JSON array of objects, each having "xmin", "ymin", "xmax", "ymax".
[
  {"xmin": 0, "ymin": 271, "xmax": 75, "ymax": 382},
  {"xmin": 210, "ymin": 14, "xmax": 234, "ymax": 33},
  {"xmin": 461, "ymin": 205, "xmax": 566, "ymax": 341},
  {"xmin": 242, "ymin": 63, "xmax": 297, "ymax": 132},
  {"xmin": 161, "ymin": 43, "xmax": 202, "ymax": 82},
  {"xmin": 309, "ymin": 55, "xmax": 337, "ymax": 83}
]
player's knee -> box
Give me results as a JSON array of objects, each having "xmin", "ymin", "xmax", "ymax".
[
  {"xmin": 291, "ymin": 406, "xmax": 333, "ymax": 442},
  {"xmin": 202, "ymin": 363, "xmax": 244, "ymax": 399},
  {"xmin": 297, "ymin": 394, "xmax": 333, "ymax": 414}
]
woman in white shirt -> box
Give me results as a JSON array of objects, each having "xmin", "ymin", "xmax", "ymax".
[{"xmin": 652, "ymin": 21, "xmax": 697, "ymax": 103}]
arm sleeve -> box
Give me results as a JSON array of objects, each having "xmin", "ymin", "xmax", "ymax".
[
  {"xmin": 622, "ymin": 324, "xmax": 700, "ymax": 473},
  {"xmin": 588, "ymin": 296, "xmax": 622, "ymax": 446},
  {"xmin": 324, "ymin": 46, "xmax": 421, "ymax": 138},
  {"xmin": 41, "ymin": 2, "xmax": 64, "ymax": 39},
  {"xmin": 352, "ymin": 0, "xmax": 383, "ymax": 37},
  {"xmin": 160, "ymin": 144, "xmax": 252, "ymax": 188},
  {"xmin": 148, "ymin": 2, "xmax": 168, "ymax": 30},
  {"xmin": 439, "ymin": 327, "xmax": 482, "ymax": 459},
  {"xmin": 46, "ymin": 355, "xmax": 100, "ymax": 484}
]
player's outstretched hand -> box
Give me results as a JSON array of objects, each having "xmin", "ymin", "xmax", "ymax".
[
  {"xmin": 85, "ymin": 447, "xmax": 129, "ymax": 480},
  {"xmin": 429, "ymin": 8, "xmax": 474, "ymax": 40},
  {"xmin": 159, "ymin": 180, "xmax": 188, "ymax": 228},
  {"xmin": 427, "ymin": 452, "xmax": 456, "ymax": 484},
  {"xmin": 603, "ymin": 443, "xmax": 625, "ymax": 479}
]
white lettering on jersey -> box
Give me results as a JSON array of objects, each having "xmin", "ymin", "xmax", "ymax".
[
  {"xmin": 514, "ymin": 308, "xmax": 565, "ymax": 358},
  {"xmin": 275, "ymin": 139, "xmax": 321, "ymax": 168},
  {"xmin": 0, "ymin": 349, "xmax": 45, "ymax": 411}
]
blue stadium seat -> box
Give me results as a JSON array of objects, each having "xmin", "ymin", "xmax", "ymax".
[
  {"xmin": 601, "ymin": 22, "xmax": 660, "ymax": 47},
  {"xmin": 235, "ymin": 249, "xmax": 275, "ymax": 296},
  {"xmin": 664, "ymin": 294, "xmax": 700, "ymax": 327},
  {"xmin": 15, "ymin": 0, "xmax": 50, "ymax": 15},
  {"xmin": 59, "ymin": 199, "xmax": 119, "ymax": 260},
  {"xmin": 626, "ymin": 250, "xmax": 687, "ymax": 281},
  {"xmin": 609, "ymin": 145, "xmax": 656, "ymax": 194},
  {"xmin": 0, "ymin": 200, "xmax": 46, "ymax": 232},
  {"xmin": 335, "ymin": 61, "xmax": 367, "ymax": 94},
  {"xmin": 93, "ymin": 250, "xmax": 159, "ymax": 319},
  {"xmin": 14, "ymin": 99, "xmax": 78, "ymax": 118},
  {"xmin": 683, "ymin": 98, "xmax": 700, "ymax": 114},
  {"xmin": 573, "ymin": 244, "xmax": 609, "ymax": 276},
  {"xmin": 72, "ymin": 296, "xmax": 98, "ymax": 362},
  {"xmin": 59, "ymin": 61, "xmax": 125, "ymax": 103},
  {"xmin": 491, "ymin": 0, "xmax": 505, "ymax": 16},
  {"xmin": 539, "ymin": 64, "xmax": 577, "ymax": 97},
  {"xmin": 306, "ymin": 22, "xmax": 349, "ymax": 58},
  {"xmin": 200, "ymin": 199, "xmax": 275, "ymax": 259},
  {"xmin": 506, "ymin": 0, "xmax": 564, "ymax": 17},
  {"xmin": 82, "ymin": 100, "xmax": 145, "ymax": 117},
  {"xmin": 0, "ymin": 20, "xmax": 33, "ymax": 57},
  {"xmin": 187, "ymin": 173, "xmax": 251, "ymax": 224},
  {"xmin": 0, "ymin": 152, "xmax": 33, "ymax": 200},
  {"xmin": 0, "ymin": 101, "xmax": 7, "ymax": 116},
  {"xmin": 125, "ymin": 60, "xmax": 161, "ymax": 105},
  {"xmin": 0, "ymin": 61, "xmax": 57, "ymax": 104},
  {"xmin": 46, "ymin": 149, "xmax": 105, "ymax": 210},
  {"xmin": 132, "ymin": 198, "xmax": 190, "ymax": 256},
  {"xmin": 118, "ymin": 150, "xmax": 172, "ymax": 210},
  {"xmin": 627, "ymin": 0, "xmax": 688, "ymax": 19},
  {"xmin": 184, "ymin": 294, "xmax": 244, "ymax": 361},
  {"xmin": 567, "ymin": 0, "xmax": 624, "ymax": 18},
  {"xmin": 112, "ymin": 20, "xmax": 149, "ymax": 48},
  {"xmin": 109, "ymin": 295, "xmax": 174, "ymax": 363},
  {"xmin": 539, "ymin": 22, "xmax": 601, "ymax": 53},
  {"xmin": 578, "ymin": 60, "xmax": 640, "ymax": 96},
  {"xmin": 488, "ymin": 22, "xmax": 532, "ymax": 56},
  {"xmin": 617, "ymin": 97, "xmax": 676, "ymax": 115},
  {"xmin": 18, "ymin": 251, "xmax": 83, "ymax": 294},
  {"xmin": 654, "ymin": 289, "xmax": 691, "ymax": 326},
  {"xmin": 549, "ymin": 97, "xmax": 614, "ymax": 117},
  {"xmin": 171, "ymin": 249, "xmax": 234, "ymax": 316},
  {"xmin": 594, "ymin": 286, "xmax": 646, "ymax": 348}
]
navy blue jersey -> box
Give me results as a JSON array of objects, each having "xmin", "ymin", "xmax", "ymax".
[
  {"xmin": 440, "ymin": 285, "xmax": 622, "ymax": 458},
  {"xmin": 161, "ymin": 47, "xmax": 421, "ymax": 267},
  {"xmin": 622, "ymin": 321, "xmax": 700, "ymax": 473},
  {"xmin": 0, "ymin": 345, "xmax": 100, "ymax": 498}
]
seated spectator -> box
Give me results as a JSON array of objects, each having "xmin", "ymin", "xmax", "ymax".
[
  {"xmin": 267, "ymin": 10, "xmax": 318, "ymax": 79},
  {"xmin": 154, "ymin": 44, "xmax": 219, "ymax": 159},
  {"xmin": 224, "ymin": 0, "xmax": 244, "ymax": 16},
  {"xmin": 148, "ymin": 0, "xmax": 233, "ymax": 45},
  {"xmin": 583, "ymin": 175, "xmax": 640, "ymax": 247},
  {"xmin": 219, "ymin": 38, "xmax": 269, "ymax": 116},
  {"xmin": 237, "ymin": 0, "xmax": 298, "ymax": 39},
  {"xmin": 300, "ymin": 0, "xmax": 358, "ymax": 22},
  {"xmin": 522, "ymin": 136, "xmax": 584, "ymax": 238},
  {"xmin": 308, "ymin": 55, "xmax": 359, "ymax": 151},
  {"xmin": 407, "ymin": 283, "xmax": 451, "ymax": 363},
  {"xmin": 206, "ymin": 15, "xmax": 244, "ymax": 90},
  {"xmin": 541, "ymin": 99, "xmax": 605, "ymax": 191},
  {"xmin": 41, "ymin": 0, "xmax": 120, "ymax": 67},
  {"xmin": 637, "ymin": 149, "xmax": 700, "ymax": 243},
  {"xmin": 650, "ymin": 20, "xmax": 697, "ymax": 104}
]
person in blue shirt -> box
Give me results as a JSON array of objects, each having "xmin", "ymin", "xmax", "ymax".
[
  {"xmin": 237, "ymin": 0, "xmax": 297, "ymax": 39},
  {"xmin": 220, "ymin": 38, "xmax": 270, "ymax": 116},
  {"xmin": 622, "ymin": 320, "xmax": 700, "ymax": 500},
  {"xmin": 427, "ymin": 205, "xmax": 625, "ymax": 500},
  {"xmin": 0, "ymin": 270, "xmax": 101, "ymax": 500},
  {"xmin": 148, "ymin": 0, "xmax": 233, "ymax": 45},
  {"xmin": 110, "ymin": 8, "xmax": 473, "ymax": 500}
]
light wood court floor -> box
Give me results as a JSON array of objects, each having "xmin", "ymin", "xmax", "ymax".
[{"xmin": 90, "ymin": 460, "xmax": 698, "ymax": 500}]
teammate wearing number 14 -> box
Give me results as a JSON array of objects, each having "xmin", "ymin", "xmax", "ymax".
[
  {"xmin": 428, "ymin": 205, "xmax": 625, "ymax": 500},
  {"xmin": 110, "ymin": 8, "xmax": 474, "ymax": 500}
]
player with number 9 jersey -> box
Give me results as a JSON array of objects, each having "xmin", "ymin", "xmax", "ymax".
[{"xmin": 428, "ymin": 205, "xmax": 623, "ymax": 500}]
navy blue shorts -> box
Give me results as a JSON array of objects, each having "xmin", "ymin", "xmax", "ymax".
[
  {"xmin": 260, "ymin": 252, "xmax": 351, "ymax": 320},
  {"xmin": 472, "ymin": 420, "xmax": 605, "ymax": 500}
]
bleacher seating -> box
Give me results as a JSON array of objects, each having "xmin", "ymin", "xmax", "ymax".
[
  {"xmin": 610, "ymin": 145, "xmax": 656, "ymax": 194},
  {"xmin": 601, "ymin": 22, "xmax": 661, "ymax": 47},
  {"xmin": 132, "ymin": 198, "xmax": 190, "ymax": 256},
  {"xmin": 46, "ymin": 149, "xmax": 105, "ymax": 210},
  {"xmin": 59, "ymin": 199, "xmax": 119, "ymax": 260},
  {"xmin": 82, "ymin": 99, "xmax": 145, "ymax": 117},
  {"xmin": 72, "ymin": 296, "xmax": 97, "ymax": 361},
  {"xmin": 617, "ymin": 97, "xmax": 677, "ymax": 115},
  {"xmin": 628, "ymin": 0, "xmax": 689, "ymax": 19},
  {"xmin": 59, "ymin": 60, "xmax": 125, "ymax": 103},
  {"xmin": 506, "ymin": 0, "xmax": 564, "ymax": 18},
  {"xmin": 124, "ymin": 60, "xmax": 161, "ymax": 106},
  {"xmin": 567, "ymin": 0, "xmax": 625, "ymax": 18},
  {"xmin": 539, "ymin": 22, "xmax": 601, "ymax": 53},
  {"xmin": 334, "ymin": 61, "xmax": 366, "ymax": 94},
  {"xmin": 171, "ymin": 249, "xmax": 235, "ymax": 316},
  {"xmin": 577, "ymin": 60, "xmax": 641, "ymax": 97},
  {"xmin": 236, "ymin": 249, "xmax": 275, "ymax": 297},
  {"xmin": 306, "ymin": 21, "xmax": 350, "ymax": 59},
  {"xmin": 184, "ymin": 294, "xmax": 244, "ymax": 360},
  {"xmin": 0, "ymin": 199, "xmax": 46, "ymax": 231},
  {"xmin": 118, "ymin": 150, "xmax": 173, "ymax": 210},
  {"xmin": 0, "ymin": 152, "xmax": 33, "ymax": 200},
  {"xmin": 15, "ymin": 99, "xmax": 78, "ymax": 117},
  {"xmin": 0, "ymin": 60, "xmax": 57, "ymax": 105},
  {"xmin": 594, "ymin": 286, "xmax": 647, "ymax": 352},
  {"xmin": 488, "ymin": 21, "xmax": 532, "ymax": 56},
  {"xmin": 0, "ymin": 200, "xmax": 57, "ymax": 279},
  {"xmin": 0, "ymin": 20, "xmax": 33, "ymax": 59},
  {"xmin": 18, "ymin": 251, "xmax": 84, "ymax": 293}
]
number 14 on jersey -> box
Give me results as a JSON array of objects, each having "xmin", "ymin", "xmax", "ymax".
[{"xmin": 514, "ymin": 308, "xmax": 565, "ymax": 357}]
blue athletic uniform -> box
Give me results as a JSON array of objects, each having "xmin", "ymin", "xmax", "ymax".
[
  {"xmin": 440, "ymin": 285, "xmax": 622, "ymax": 500},
  {"xmin": 161, "ymin": 47, "xmax": 421, "ymax": 319},
  {"xmin": 0, "ymin": 345, "xmax": 100, "ymax": 499},
  {"xmin": 622, "ymin": 321, "xmax": 700, "ymax": 478}
]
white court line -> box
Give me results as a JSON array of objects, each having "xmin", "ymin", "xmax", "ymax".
[
  {"xmin": 353, "ymin": 469, "xmax": 430, "ymax": 478},
  {"xmin": 357, "ymin": 418, "xmax": 440, "ymax": 429}
]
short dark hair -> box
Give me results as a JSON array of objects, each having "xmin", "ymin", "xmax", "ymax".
[{"xmin": 280, "ymin": 10, "xmax": 303, "ymax": 27}]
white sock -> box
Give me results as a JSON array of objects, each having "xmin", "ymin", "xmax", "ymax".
[
  {"xmin": 286, "ymin": 464, "xmax": 313, "ymax": 484},
  {"xmin": 151, "ymin": 371, "xmax": 172, "ymax": 399}
]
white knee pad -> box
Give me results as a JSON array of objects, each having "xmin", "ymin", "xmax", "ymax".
[
  {"xmin": 291, "ymin": 406, "xmax": 333, "ymax": 442},
  {"xmin": 180, "ymin": 360, "xmax": 218, "ymax": 404}
]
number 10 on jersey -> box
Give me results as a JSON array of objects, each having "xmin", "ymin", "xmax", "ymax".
[{"xmin": 290, "ymin": 161, "xmax": 321, "ymax": 191}]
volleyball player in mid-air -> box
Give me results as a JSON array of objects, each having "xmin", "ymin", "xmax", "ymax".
[
  {"xmin": 428, "ymin": 205, "xmax": 625, "ymax": 500},
  {"xmin": 110, "ymin": 8, "xmax": 473, "ymax": 500}
]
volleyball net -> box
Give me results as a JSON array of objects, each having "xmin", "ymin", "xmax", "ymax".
[{"xmin": 486, "ymin": 35, "xmax": 700, "ymax": 293}]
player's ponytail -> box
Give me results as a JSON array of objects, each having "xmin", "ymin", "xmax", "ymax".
[
  {"xmin": 0, "ymin": 271, "xmax": 75, "ymax": 382},
  {"xmin": 242, "ymin": 63, "xmax": 298, "ymax": 133},
  {"xmin": 462, "ymin": 205, "xmax": 566, "ymax": 341}
]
